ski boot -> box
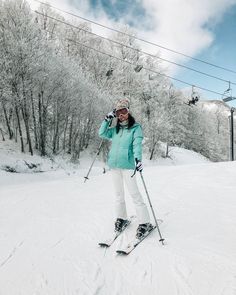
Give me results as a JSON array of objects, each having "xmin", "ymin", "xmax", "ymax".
[
  {"xmin": 115, "ymin": 218, "xmax": 129, "ymax": 232},
  {"xmin": 136, "ymin": 223, "xmax": 154, "ymax": 239}
]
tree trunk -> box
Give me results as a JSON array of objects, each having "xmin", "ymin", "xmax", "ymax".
[
  {"xmin": 0, "ymin": 128, "xmax": 5, "ymax": 141},
  {"xmin": 165, "ymin": 142, "xmax": 169, "ymax": 158},
  {"xmin": 63, "ymin": 115, "xmax": 69, "ymax": 152},
  {"xmin": 52, "ymin": 102, "xmax": 59, "ymax": 154},
  {"xmin": 15, "ymin": 103, "xmax": 24, "ymax": 153},
  {"xmin": 38, "ymin": 92, "xmax": 46, "ymax": 156},
  {"xmin": 12, "ymin": 84, "xmax": 24, "ymax": 152},
  {"xmin": 68, "ymin": 116, "xmax": 74, "ymax": 154},
  {"xmin": 53, "ymin": 118, "xmax": 59, "ymax": 154},
  {"xmin": 1, "ymin": 100, "xmax": 13, "ymax": 139},
  {"xmin": 149, "ymin": 141, "xmax": 157, "ymax": 160},
  {"xmin": 30, "ymin": 90, "xmax": 38, "ymax": 149},
  {"xmin": 42, "ymin": 103, "xmax": 47, "ymax": 156},
  {"xmin": 21, "ymin": 78, "xmax": 33, "ymax": 155},
  {"xmin": 71, "ymin": 129, "xmax": 80, "ymax": 160}
]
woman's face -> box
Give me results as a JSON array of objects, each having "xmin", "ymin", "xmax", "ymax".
[{"xmin": 116, "ymin": 108, "xmax": 129, "ymax": 122}]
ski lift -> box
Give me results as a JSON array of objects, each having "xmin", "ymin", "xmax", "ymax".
[
  {"xmin": 225, "ymin": 81, "xmax": 231, "ymax": 93},
  {"xmin": 106, "ymin": 56, "xmax": 114, "ymax": 78},
  {"xmin": 134, "ymin": 65, "xmax": 143, "ymax": 73},
  {"xmin": 106, "ymin": 68, "xmax": 113, "ymax": 78},
  {"xmin": 222, "ymin": 81, "xmax": 232, "ymax": 102},
  {"xmin": 185, "ymin": 85, "xmax": 200, "ymax": 106}
]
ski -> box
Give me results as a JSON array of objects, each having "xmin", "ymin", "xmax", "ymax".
[
  {"xmin": 116, "ymin": 225, "xmax": 156, "ymax": 255},
  {"xmin": 116, "ymin": 219, "xmax": 163, "ymax": 255},
  {"xmin": 98, "ymin": 217, "xmax": 134, "ymax": 248}
]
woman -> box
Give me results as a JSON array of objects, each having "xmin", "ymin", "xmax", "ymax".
[{"xmin": 99, "ymin": 99, "xmax": 153, "ymax": 239}]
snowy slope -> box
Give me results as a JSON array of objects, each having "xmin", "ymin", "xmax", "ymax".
[{"xmin": 0, "ymin": 150, "xmax": 236, "ymax": 295}]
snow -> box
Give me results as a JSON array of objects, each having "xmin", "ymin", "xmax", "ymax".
[{"xmin": 0, "ymin": 144, "xmax": 236, "ymax": 295}]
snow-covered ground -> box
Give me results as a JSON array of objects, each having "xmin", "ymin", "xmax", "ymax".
[{"xmin": 0, "ymin": 143, "xmax": 236, "ymax": 295}]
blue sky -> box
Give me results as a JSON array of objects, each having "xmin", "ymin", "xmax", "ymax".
[
  {"xmin": 89, "ymin": 0, "xmax": 147, "ymax": 24},
  {"xmin": 88, "ymin": 0, "xmax": 153, "ymax": 29},
  {"xmin": 175, "ymin": 7, "xmax": 236, "ymax": 105},
  {"xmin": 30, "ymin": 0, "xmax": 236, "ymax": 106},
  {"xmin": 85, "ymin": 0, "xmax": 236, "ymax": 106}
]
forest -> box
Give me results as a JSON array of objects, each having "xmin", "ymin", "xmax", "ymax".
[{"xmin": 0, "ymin": 0, "xmax": 232, "ymax": 162}]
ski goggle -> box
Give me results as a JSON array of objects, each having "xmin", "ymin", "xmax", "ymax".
[{"xmin": 116, "ymin": 108, "xmax": 129, "ymax": 117}]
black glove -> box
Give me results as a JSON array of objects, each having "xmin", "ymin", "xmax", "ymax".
[
  {"xmin": 105, "ymin": 109, "xmax": 116, "ymax": 121},
  {"xmin": 135, "ymin": 158, "xmax": 143, "ymax": 172}
]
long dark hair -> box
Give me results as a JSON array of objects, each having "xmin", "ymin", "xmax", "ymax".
[{"xmin": 116, "ymin": 113, "xmax": 136, "ymax": 134}]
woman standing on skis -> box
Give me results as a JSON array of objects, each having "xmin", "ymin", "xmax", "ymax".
[{"xmin": 99, "ymin": 99, "xmax": 153, "ymax": 239}]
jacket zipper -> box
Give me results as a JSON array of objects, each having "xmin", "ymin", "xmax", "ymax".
[{"xmin": 115, "ymin": 127, "xmax": 124, "ymax": 166}]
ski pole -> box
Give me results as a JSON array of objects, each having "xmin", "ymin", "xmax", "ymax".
[
  {"xmin": 139, "ymin": 172, "xmax": 165, "ymax": 245},
  {"xmin": 84, "ymin": 139, "xmax": 104, "ymax": 182},
  {"xmin": 84, "ymin": 118, "xmax": 113, "ymax": 183}
]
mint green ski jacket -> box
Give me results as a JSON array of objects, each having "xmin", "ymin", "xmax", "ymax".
[{"xmin": 98, "ymin": 120, "xmax": 143, "ymax": 170}]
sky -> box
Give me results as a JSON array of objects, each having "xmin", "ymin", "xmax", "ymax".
[{"xmin": 29, "ymin": 0, "xmax": 236, "ymax": 106}]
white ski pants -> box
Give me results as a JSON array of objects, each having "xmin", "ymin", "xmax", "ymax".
[{"xmin": 111, "ymin": 169, "xmax": 150, "ymax": 224}]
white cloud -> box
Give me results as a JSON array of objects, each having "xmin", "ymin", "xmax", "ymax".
[
  {"xmin": 139, "ymin": 0, "xmax": 236, "ymax": 71},
  {"xmin": 27, "ymin": 0, "xmax": 236, "ymax": 75}
]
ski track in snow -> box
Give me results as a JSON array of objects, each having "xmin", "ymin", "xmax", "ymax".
[
  {"xmin": 171, "ymin": 254, "xmax": 195, "ymax": 295},
  {"xmin": 0, "ymin": 241, "xmax": 24, "ymax": 269},
  {"xmin": 0, "ymin": 161, "xmax": 236, "ymax": 295}
]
